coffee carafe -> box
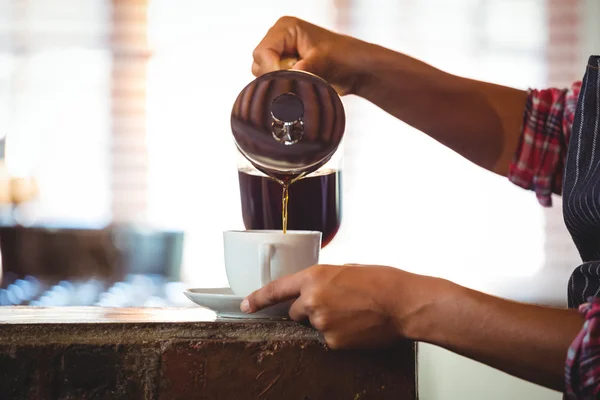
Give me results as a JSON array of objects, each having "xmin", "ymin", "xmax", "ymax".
[{"xmin": 231, "ymin": 61, "xmax": 345, "ymax": 248}]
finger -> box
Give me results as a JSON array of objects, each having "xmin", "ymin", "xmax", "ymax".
[
  {"xmin": 241, "ymin": 270, "xmax": 307, "ymax": 313},
  {"xmin": 288, "ymin": 297, "xmax": 309, "ymax": 322},
  {"xmin": 252, "ymin": 57, "xmax": 298, "ymax": 78},
  {"xmin": 292, "ymin": 57, "xmax": 319, "ymax": 75},
  {"xmin": 253, "ymin": 23, "xmax": 299, "ymax": 73},
  {"xmin": 294, "ymin": 56, "xmax": 346, "ymax": 96},
  {"xmin": 323, "ymin": 332, "xmax": 346, "ymax": 350},
  {"xmin": 251, "ymin": 61, "xmax": 261, "ymax": 77},
  {"xmin": 253, "ymin": 47, "xmax": 280, "ymax": 74}
]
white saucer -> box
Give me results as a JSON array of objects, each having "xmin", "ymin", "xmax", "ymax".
[{"xmin": 184, "ymin": 288, "xmax": 290, "ymax": 320}]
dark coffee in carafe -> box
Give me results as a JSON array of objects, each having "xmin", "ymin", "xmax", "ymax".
[{"xmin": 238, "ymin": 167, "xmax": 341, "ymax": 247}]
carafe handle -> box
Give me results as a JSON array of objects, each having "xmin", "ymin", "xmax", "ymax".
[{"xmin": 279, "ymin": 57, "xmax": 299, "ymax": 69}]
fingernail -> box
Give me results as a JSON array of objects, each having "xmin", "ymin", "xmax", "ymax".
[{"xmin": 240, "ymin": 299, "xmax": 251, "ymax": 313}]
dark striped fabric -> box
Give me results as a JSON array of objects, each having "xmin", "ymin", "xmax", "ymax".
[
  {"xmin": 564, "ymin": 56, "xmax": 600, "ymax": 309},
  {"xmin": 560, "ymin": 56, "xmax": 600, "ymax": 399}
]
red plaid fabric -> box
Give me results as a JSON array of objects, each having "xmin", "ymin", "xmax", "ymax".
[
  {"xmin": 508, "ymin": 81, "xmax": 582, "ymax": 206},
  {"xmin": 565, "ymin": 298, "xmax": 600, "ymax": 399}
]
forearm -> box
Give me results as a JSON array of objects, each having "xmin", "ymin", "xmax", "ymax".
[
  {"xmin": 352, "ymin": 44, "xmax": 528, "ymax": 176},
  {"xmin": 405, "ymin": 280, "xmax": 583, "ymax": 392}
]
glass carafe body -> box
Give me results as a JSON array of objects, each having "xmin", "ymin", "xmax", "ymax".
[{"xmin": 237, "ymin": 144, "xmax": 342, "ymax": 248}]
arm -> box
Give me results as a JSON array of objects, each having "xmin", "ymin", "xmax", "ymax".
[
  {"xmin": 352, "ymin": 44, "xmax": 528, "ymax": 176},
  {"xmin": 252, "ymin": 17, "xmax": 527, "ymax": 177},
  {"xmin": 253, "ymin": 18, "xmax": 580, "ymax": 191},
  {"xmin": 406, "ymin": 281, "xmax": 583, "ymax": 392},
  {"xmin": 242, "ymin": 265, "xmax": 584, "ymax": 393},
  {"xmin": 345, "ymin": 43, "xmax": 580, "ymax": 206}
]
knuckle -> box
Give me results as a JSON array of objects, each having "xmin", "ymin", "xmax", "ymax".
[
  {"xmin": 303, "ymin": 290, "xmax": 321, "ymax": 312},
  {"xmin": 310, "ymin": 313, "xmax": 329, "ymax": 331},
  {"xmin": 306, "ymin": 265, "xmax": 325, "ymax": 282},
  {"xmin": 263, "ymin": 281, "xmax": 279, "ymax": 302},
  {"xmin": 324, "ymin": 335, "xmax": 342, "ymax": 350},
  {"xmin": 316, "ymin": 41, "xmax": 333, "ymax": 55},
  {"xmin": 251, "ymin": 62, "xmax": 260, "ymax": 76},
  {"xmin": 277, "ymin": 16, "xmax": 298, "ymax": 26},
  {"xmin": 289, "ymin": 310, "xmax": 303, "ymax": 322},
  {"xmin": 288, "ymin": 300, "xmax": 304, "ymax": 322},
  {"xmin": 251, "ymin": 47, "xmax": 262, "ymax": 61}
]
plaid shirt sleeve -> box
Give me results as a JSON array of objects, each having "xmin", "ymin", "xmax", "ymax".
[
  {"xmin": 565, "ymin": 298, "xmax": 600, "ymax": 399},
  {"xmin": 508, "ymin": 81, "xmax": 582, "ymax": 206}
]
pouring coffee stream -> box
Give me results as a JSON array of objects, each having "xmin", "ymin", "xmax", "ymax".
[{"xmin": 231, "ymin": 57, "xmax": 345, "ymax": 245}]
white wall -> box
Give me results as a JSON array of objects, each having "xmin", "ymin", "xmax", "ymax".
[
  {"xmin": 419, "ymin": 344, "xmax": 561, "ymax": 400},
  {"xmin": 582, "ymin": 0, "xmax": 600, "ymax": 60}
]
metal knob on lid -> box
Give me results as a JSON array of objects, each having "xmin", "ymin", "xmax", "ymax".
[
  {"xmin": 231, "ymin": 68, "xmax": 345, "ymax": 179},
  {"xmin": 270, "ymin": 92, "xmax": 305, "ymax": 145}
]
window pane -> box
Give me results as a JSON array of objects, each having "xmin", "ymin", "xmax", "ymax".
[
  {"xmin": 0, "ymin": 0, "xmax": 111, "ymax": 227},
  {"xmin": 324, "ymin": 0, "xmax": 549, "ymax": 290}
]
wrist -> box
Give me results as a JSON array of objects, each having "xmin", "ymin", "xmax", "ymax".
[
  {"xmin": 351, "ymin": 45, "xmax": 450, "ymax": 103},
  {"xmin": 397, "ymin": 277, "xmax": 466, "ymax": 343},
  {"xmin": 337, "ymin": 38, "xmax": 391, "ymax": 97},
  {"xmin": 347, "ymin": 42, "xmax": 390, "ymax": 97}
]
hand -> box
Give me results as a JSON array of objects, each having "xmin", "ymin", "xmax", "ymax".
[
  {"xmin": 252, "ymin": 17, "xmax": 374, "ymax": 95},
  {"xmin": 241, "ymin": 264, "xmax": 446, "ymax": 349}
]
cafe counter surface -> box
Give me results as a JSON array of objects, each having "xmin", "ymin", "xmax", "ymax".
[{"xmin": 0, "ymin": 306, "xmax": 416, "ymax": 400}]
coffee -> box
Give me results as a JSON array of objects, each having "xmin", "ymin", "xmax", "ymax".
[{"xmin": 238, "ymin": 167, "xmax": 341, "ymax": 248}]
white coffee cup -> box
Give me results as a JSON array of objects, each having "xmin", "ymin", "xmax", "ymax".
[{"xmin": 223, "ymin": 230, "xmax": 321, "ymax": 297}]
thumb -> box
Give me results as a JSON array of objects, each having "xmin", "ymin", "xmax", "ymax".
[
  {"xmin": 292, "ymin": 55, "xmax": 321, "ymax": 76},
  {"xmin": 293, "ymin": 56, "xmax": 344, "ymax": 95}
]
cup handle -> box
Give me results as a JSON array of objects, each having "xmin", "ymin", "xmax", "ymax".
[{"xmin": 259, "ymin": 243, "xmax": 274, "ymax": 287}]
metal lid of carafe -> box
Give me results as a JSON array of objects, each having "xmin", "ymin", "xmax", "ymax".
[{"xmin": 231, "ymin": 66, "xmax": 345, "ymax": 179}]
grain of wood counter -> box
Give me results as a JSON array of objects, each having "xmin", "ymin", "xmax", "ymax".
[{"xmin": 0, "ymin": 307, "xmax": 417, "ymax": 400}]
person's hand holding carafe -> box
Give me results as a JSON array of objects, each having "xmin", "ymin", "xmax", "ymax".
[{"xmin": 251, "ymin": 17, "xmax": 373, "ymax": 96}]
